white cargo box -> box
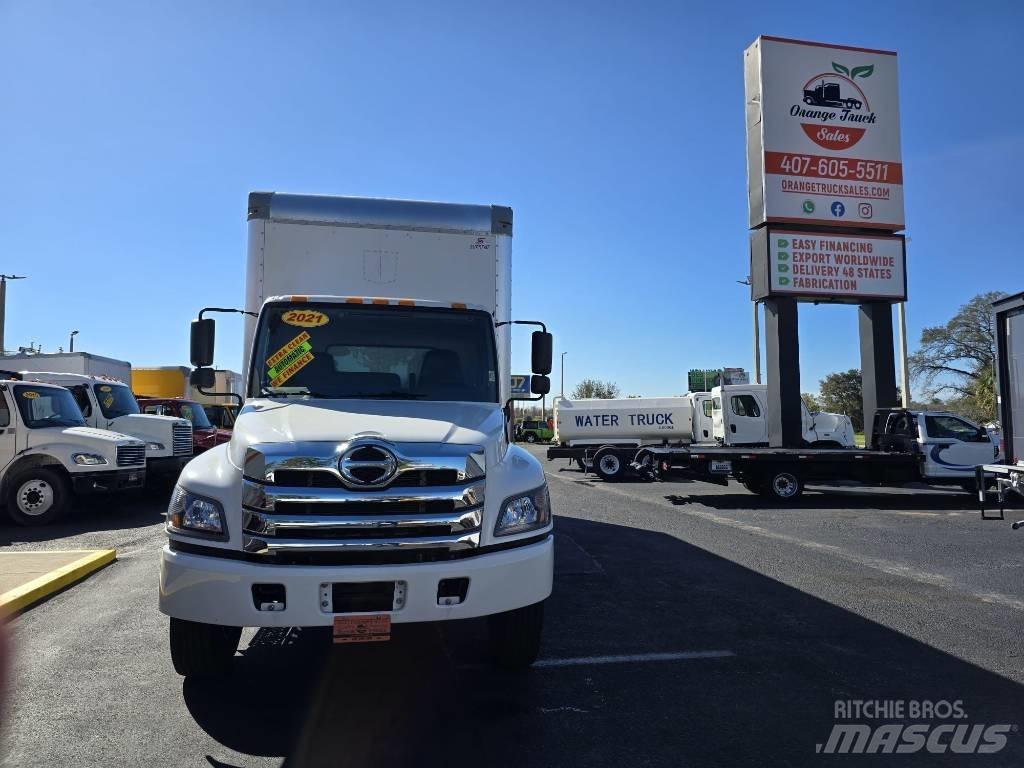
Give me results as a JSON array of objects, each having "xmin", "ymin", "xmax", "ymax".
[{"xmin": 554, "ymin": 397, "xmax": 694, "ymax": 447}]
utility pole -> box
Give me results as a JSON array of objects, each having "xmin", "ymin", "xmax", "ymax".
[
  {"xmin": 753, "ymin": 300, "xmax": 762, "ymax": 384},
  {"xmin": 0, "ymin": 275, "xmax": 27, "ymax": 356},
  {"xmin": 560, "ymin": 351, "xmax": 567, "ymax": 397},
  {"xmin": 897, "ymin": 302, "xmax": 910, "ymax": 406}
]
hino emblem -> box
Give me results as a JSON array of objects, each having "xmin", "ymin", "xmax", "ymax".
[{"xmin": 339, "ymin": 442, "xmax": 398, "ymax": 487}]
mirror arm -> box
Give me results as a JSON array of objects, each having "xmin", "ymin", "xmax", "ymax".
[
  {"xmin": 199, "ymin": 307, "xmax": 258, "ymax": 320},
  {"xmin": 495, "ymin": 319, "xmax": 547, "ymax": 333},
  {"xmin": 196, "ymin": 387, "xmax": 244, "ymax": 408}
]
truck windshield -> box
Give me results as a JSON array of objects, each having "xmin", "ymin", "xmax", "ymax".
[
  {"xmin": 250, "ymin": 303, "xmax": 499, "ymax": 403},
  {"xmin": 93, "ymin": 383, "xmax": 141, "ymax": 419},
  {"xmin": 179, "ymin": 402, "xmax": 213, "ymax": 429},
  {"xmin": 14, "ymin": 386, "xmax": 87, "ymax": 429}
]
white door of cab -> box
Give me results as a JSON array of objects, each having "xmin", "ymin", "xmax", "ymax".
[
  {"xmin": 67, "ymin": 384, "xmax": 99, "ymax": 429},
  {"xmin": 919, "ymin": 413, "xmax": 997, "ymax": 479},
  {"xmin": 0, "ymin": 391, "xmax": 17, "ymax": 471},
  {"xmin": 693, "ymin": 395, "xmax": 714, "ymax": 442},
  {"xmin": 724, "ymin": 391, "xmax": 768, "ymax": 445},
  {"xmin": 711, "ymin": 395, "xmax": 725, "ymax": 442}
]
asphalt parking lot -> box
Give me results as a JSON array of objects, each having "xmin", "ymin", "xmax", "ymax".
[{"xmin": 2, "ymin": 448, "xmax": 1023, "ymax": 767}]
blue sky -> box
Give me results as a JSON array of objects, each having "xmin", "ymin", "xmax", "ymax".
[{"xmin": 1, "ymin": 1, "xmax": 1020, "ymax": 397}]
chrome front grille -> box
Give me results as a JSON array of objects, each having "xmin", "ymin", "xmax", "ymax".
[
  {"xmin": 240, "ymin": 440, "xmax": 486, "ymax": 558},
  {"xmin": 172, "ymin": 423, "xmax": 193, "ymax": 456},
  {"xmin": 116, "ymin": 444, "xmax": 145, "ymax": 467}
]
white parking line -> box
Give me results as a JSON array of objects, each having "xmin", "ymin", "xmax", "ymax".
[{"xmin": 534, "ymin": 650, "xmax": 735, "ymax": 668}]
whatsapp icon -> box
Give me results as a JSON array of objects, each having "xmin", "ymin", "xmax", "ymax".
[{"xmin": 802, "ymin": 200, "xmax": 815, "ymax": 214}]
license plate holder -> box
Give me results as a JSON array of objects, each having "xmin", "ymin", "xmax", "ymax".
[
  {"xmin": 710, "ymin": 460, "xmax": 732, "ymax": 473},
  {"xmin": 333, "ymin": 614, "xmax": 391, "ymax": 644}
]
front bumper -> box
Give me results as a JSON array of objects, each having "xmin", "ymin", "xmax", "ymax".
[
  {"xmin": 71, "ymin": 468, "xmax": 146, "ymax": 494},
  {"xmin": 147, "ymin": 455, "xmax": 192, "ymax": 476},
  {"xmin": 159, "ymin": 534, "xmax": 553, "ymax": 627}
]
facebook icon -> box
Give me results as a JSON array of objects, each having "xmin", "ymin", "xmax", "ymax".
[{"xmin": 830, "ymin": 201, "xmax": 846, "ymax": 217}]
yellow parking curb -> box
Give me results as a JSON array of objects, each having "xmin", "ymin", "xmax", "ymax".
[{"xmin": 0, "ymin": 549, "xmax": 116, "ymax": 614}]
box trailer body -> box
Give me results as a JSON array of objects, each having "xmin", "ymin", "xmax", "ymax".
[
  {"xmin": 979, "ymin": 291, "xmax": 1024, "ymax": 520},
  {"xmin": 132, "ymin": 367, "xmax": 191, "ymax": 399},
  {"xmin": 6, "ymin": 352, "xmax": 131, "ymax": 383},
  {"xmin": 160, "ymin": 192, "xmax": 553, "ymax": 676}
]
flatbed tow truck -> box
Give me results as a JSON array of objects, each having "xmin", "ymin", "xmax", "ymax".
[{"xmin": 551, "ymin": 407, "xmax": 998, "ymax": 502}]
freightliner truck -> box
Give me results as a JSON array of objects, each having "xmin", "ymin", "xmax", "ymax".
[
  {"xmin": 0, "ymin": 377, "xmax": 146, "ymax": 525},
  {"xmin": 979, "ymin": 291, "xmax": 1024, "ymax": 525},
  {"xmin": 160, "ymin": 192, "xmax": 555, "ymax": 675}
]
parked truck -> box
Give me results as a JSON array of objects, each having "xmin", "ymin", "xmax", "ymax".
[
  {"xmin": 549, "ymin": 385, "xmax": 855, "ymax": 480},
  {"xmin": 626, "ymin": 406, "xmax": 997, "ymax": 501},
  {"xmin": 978, "ymin": 291, "xmax": 1024, "ymax": 524},
  {"xmin": 0, "ymin": 377, "xmax": 145, "ymax": 525},
  {"xmin": 159, "ymin": 192, "xmax": 555, "ymax": 676},
  {"xmin": 19, "ymin": 372, "xmax": 192, "ymax": 477}
]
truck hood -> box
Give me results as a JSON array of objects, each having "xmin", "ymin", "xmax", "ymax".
[
  {"xmin": 105, "ymin": 413, "xmax": 188, "ymax": 442},
  {"xmin": 26, "ymin": 426, "xmax": 141, "ymax": 450},
  {"xmin": 228, "ymin": 399, "xmax": 505, "ymax": 468}
]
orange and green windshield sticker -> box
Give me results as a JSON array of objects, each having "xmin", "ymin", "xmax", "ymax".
[
  {"xmin": 102, "ymin": 395, "xmax": 114, "ymax": 408},
  {"xmin": 282, "ymin": 309, "xmax": 329, "ymax": 328},
  {"xmin": 267, "ymin": 331, "xmax": 314, "ymax": 386}
]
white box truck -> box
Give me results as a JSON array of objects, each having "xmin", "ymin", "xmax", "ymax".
[
  {"xmin": 159, "ymin": 192, "xmax": 555, "ymax": 676},
  {"xmin": 0, "ymin": 377, "xmax": 145, "ymax": 525},
  {"xmin": 979, "ymin": 291, "xmax": 1024, "ymax": 524}
]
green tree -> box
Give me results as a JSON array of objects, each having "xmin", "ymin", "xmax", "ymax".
[
  {"xmin": 801, "ymin": 392, "xmax": 822, "ymax": 412},
  {"xmin": 571, "ymin": 378, "xmax": 620, "ymax": 399},
  {"xmin": 909, "ymin": 291, "xmax": 1004, "ymax": 423},
  {"xmin": 819, "ymin": 369, "xmax": 864, "ymax": 431}
]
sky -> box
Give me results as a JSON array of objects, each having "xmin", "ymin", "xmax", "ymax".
[{"xmin": 1, "ymin": 0, "xmax": 1021, "ymax": 397}]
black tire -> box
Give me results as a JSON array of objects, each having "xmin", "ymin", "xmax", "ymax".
[
  {"xmin": 765, "ymin": 469, "xmax": 803, "ymax": 502},
  {"xmin": 5, "ymin": 467, "xmax": 71, "ymax": 526},
  {"xmin": 488, "ymin": 601, "xmax": 544, "ymax": 670},
  {"xmin": 169, "ymin": 617, "xmax": 242, "ymax": 677},
  {"xmin": 525, "ymin": 433, "xmax": 537, "ymax": 443},
  {"xmin": 593, "ymin": 448, "xmax": 626, "ymax": 482}
]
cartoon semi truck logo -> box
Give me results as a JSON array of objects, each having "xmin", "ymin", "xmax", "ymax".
[{"xmin": 790, "ymin": 62, "xmax": 877, "ymax": 151}]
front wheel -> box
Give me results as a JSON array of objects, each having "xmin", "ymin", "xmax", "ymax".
[
  {"xmin": 488, "ymin": 601, "xmax": 544, "ymax": 670},
  {"xmin": 169, "ymin": 617, "xmax": 242, "ymax": 677},
  {"xmin": 6, "ymin": 467, "xmax": 71, "ymax": 526},
  {"xmin": 525, "ymin": 433, "xmax": 537, "ymax": 443}
]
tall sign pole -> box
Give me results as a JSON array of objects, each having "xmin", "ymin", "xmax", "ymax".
[
  {"xmin": 745, "ymin": 36, "xmax": 905, "ymax": 446},
  {"xmin": 0, "ymin": 275, "xmax": 27, "ymax": 356}
]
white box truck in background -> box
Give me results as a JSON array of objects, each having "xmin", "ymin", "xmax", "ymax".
[
  {"xmin": 160, "ymin": 192, "xmax": 555, "ymax": 676},
  {"xmin": 4, "ymin": 351, "xmax": 131, "ymax": 382}
]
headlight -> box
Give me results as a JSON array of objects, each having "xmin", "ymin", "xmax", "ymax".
[
  {"xmin": 495, "ymin": 484, "xmax": 551, "ymax": 537},
  {"xmin": 146, "ymin": 442, "xmax": 165, "ymax": 452},
  {"xmin": 167, "ymin": 486, "xmax": 226, "ymax": 538},
  {"xmin": 72, "ymin": 453, "xmax": 108, "ymax": 466}
]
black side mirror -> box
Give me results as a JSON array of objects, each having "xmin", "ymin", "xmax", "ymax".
[
  {"xmin": 531, "ymin": 375, "xmax": 551, "ymax": 395},
  {"xmin": 190, "ymin": 367, "xmax": 215, "ymax": 389},
  {"xmin": 191, "ymin": 318, "xmax": 215, "ymax": 368},
  {"xmin": 531, "ymin": 331, "xmax": 553, "ymax": 375}
]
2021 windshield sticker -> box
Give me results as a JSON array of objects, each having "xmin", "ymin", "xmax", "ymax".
[
  {"xmin": 21, "ymin": 391, "xmax": 39, "ymax": 399},
  {"xmin": 267, "ymin": 331, "xmax": 315, "ymax": 387},
  {"xmin": 282, "ymin": 309, "xmax": 330, "ymax": 328}
]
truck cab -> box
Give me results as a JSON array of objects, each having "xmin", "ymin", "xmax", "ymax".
[
  {"xmin": 22, "ymin": 372, "xmax": 193, "ymax": 477},
  {"xmin": 159, "ymin": 193, "xmax": 554, "ymax": 676},
  {"xmin": 712, "ymin": 384, "xmax": 856, "ymax": 447},
  {"xmin": 874, "ymin": 408, "xmax": 999, "ymax": 484},
  {"xmin": 0, "ymin": 379, "xmax": 146, "ymax": 525},
  {"xmin": 136, "ymin": 398, "xmax": 231, "ymax": 453}
]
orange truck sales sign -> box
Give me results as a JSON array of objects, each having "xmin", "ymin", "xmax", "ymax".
[{"xmin": 745, "ymin": 36, "xmax": 904, "ymax": 231}]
